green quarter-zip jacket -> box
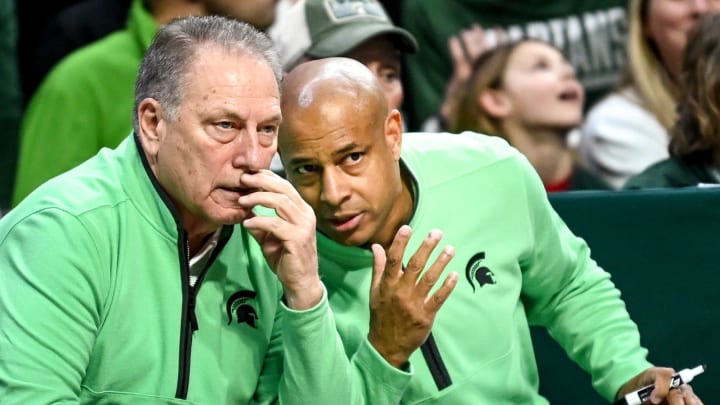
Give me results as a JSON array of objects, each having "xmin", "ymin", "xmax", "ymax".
[
  {"xmin": 0, "ymin": 134, "xmax": 412, "ymax": 404},
  {"xmin": 318, "ymin": 132, "xmax": 652, "ymax": 403}
]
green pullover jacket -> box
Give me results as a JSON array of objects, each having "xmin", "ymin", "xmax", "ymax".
[
  {"xmin": 318, "ymin": 132, "xmax": 652, "ymax": 403},
  {"xmin": 0, "ymin": 134, "xmax": 411, "ymax": 404}
]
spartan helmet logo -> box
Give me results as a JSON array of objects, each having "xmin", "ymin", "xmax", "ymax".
[
  {"xmin": 465, "ymin": 252, "xmax": 495, "ymax": 292},
  {"xmin": 226, "ymin": 290, "xmax": 258, "ymax": 328}
]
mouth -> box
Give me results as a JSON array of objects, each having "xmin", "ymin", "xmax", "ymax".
[
  {"xmin": 325, "ymin": 213, "xmax": 363, "ymax": 232},
  {"xmin": 218, "ymin": 186, "xmax": 259, "ymax": 197},
  {"xmin": 558, "ymin": 88, "xmax": 579, "ymax": 101}
]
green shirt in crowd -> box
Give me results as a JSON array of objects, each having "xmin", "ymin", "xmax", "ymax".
[
  {"xmin": 624, "ymin": 156, "xmax": 720, "ymax": 189},
  {"xmin": 13, "ymin": 0, "xmax": 155, "ymax": 206}
]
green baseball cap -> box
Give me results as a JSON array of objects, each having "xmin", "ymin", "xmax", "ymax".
[{"xmin": 272, "ymin": 0, "xmax": 418, "ymax": 70}]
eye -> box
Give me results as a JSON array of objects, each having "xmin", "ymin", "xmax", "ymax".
[
  {"xmin": 378, "ymin": 68, "xmax": 400, "ymax": 83},
  {"xmin": 345, "ymin": 152, "xmax": 362, "ymax": 165},
  {"xmin": 257, "ymin": 124, "xmax": 278, "ymax": 147},
  {"xmin": 295, "ymin": 164, "xmax": 318, "ymax": 175},
  {"xmin": 210, "ymin": 120, "xmax": 237, "ymax": 143},
  {"xmin": 261, "ymin": 124, "xmax": 277, "ymax": 134},
  {"xmin": 384, "ymin": 70, "xmax": 399, "ymax": 81},
  {"xmin": 532, "ymin": 60, "xmax": 549, "ymax": 70}
]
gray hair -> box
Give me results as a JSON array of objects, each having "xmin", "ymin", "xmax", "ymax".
[{"xmin": 133, "ymin": 15, "xmax": 282, "ymax": 134}]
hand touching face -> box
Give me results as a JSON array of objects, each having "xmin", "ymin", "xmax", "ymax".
[{"xmin": 140, "ymin": 46, "xmax": 281, "ymax": 234}]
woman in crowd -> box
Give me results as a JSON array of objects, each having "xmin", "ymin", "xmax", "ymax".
[
  {"xmin": 450, "ymin": 38, "xmax": 609, "ymax": 192},
  {"xmin": 579, "ymin": 0, "xmax": 720, "ymax": 189},
  {"xmin": 624, "ymin": 12, "xmax": 720, "ymax": 189}
]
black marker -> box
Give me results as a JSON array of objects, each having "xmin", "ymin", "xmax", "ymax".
[{"xmin": 614, "ymin": 365, "xmax": 706, "ymax": 405}]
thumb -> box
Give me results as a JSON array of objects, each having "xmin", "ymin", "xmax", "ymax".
[{"xmin": 650, "ymin": 387, "xmax": 664, "ymax": 404}]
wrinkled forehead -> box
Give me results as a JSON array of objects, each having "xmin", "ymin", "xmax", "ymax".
[
  {"xmin": 184, "ymin": 49, "xmax": 279, "ymax": 97},
  {"xmin": 279, "ymin": 98, "xmax": 379, "ymax": 157}
]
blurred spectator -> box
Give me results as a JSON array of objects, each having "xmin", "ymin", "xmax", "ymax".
[
  {"xmin": 270, "ymin": 0, "xmax": 417, "ymax": 113},
  {"xmin": 580, "ymin": 0, "xmax": 720, "ymax": 189},
  {"xmin": 268, "ymin": 0, "xmax": 417, "ymax": 175},
  {"xmin": 624, "ymin": 13, "xmax": 720, "ymax": 189},
  {"xmin": 12, "ymin": 0, "xmax": 280, "ymax": 207},
  {"xmin": 451, "ymin": 39, "xmax": 610, "ymax": 192},
  {"xmin": 267, "ymin": 0, "xmax": 299, "ymax": 34},
  {"xmin": 401, "ymin": 0, "xmax": 628, "ymax": 131},
  {"xmin": 204, "ymin": 0, "xmax": 278, "ymax": 31},
  {"xmin": 23, "ymin": 0, "xmax": 132, "ymax": 105},
  {"xmin": 0, "ymin": 0, "xmax": 21, "ymax": 213}
]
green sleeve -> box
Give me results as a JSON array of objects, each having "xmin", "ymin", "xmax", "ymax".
[
  {"xmin": 12, "ymin": 68, "xmax": 102, "ymax": 206},
  {"xmin": 347, "ymin": 337, "xmax": 413, "ymax": 402},
  {"xmin": 516, "ymin": 156, "xmax": 652, "ymax": 401},
  {"xmin": 0, "ymin": 209, "xmax": 106, "ymax": 402},
  {"xmin": 269, "ymin": 287, "xmax": 411, "ymax": 404}
]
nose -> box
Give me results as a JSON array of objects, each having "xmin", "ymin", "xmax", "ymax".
[
  {"xmin": 320, "ymin": 168, "xmax": 350, "ymax": 207},
  {"xmin": 560, "ymin": 62, "xmax": 576, "ymax": 79},
  {"xmin": 231, "ymin": 128, "xmax": 268, "ymax": 173}
]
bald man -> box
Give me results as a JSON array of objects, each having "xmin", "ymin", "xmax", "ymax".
[{"xmin": 277, "ymin": 57, "xmax": 703, "ymax": 404}]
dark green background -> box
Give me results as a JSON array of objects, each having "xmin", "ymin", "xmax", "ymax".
[{"xmin": 535, "ymin": 188, "xmax": 719, "ymax": 403}]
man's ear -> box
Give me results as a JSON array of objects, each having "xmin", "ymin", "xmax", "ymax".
[
  {"xmin": 478, "ymin": 89, "xmax": 512, "ymax": 119},
  {"xmin": 137, "ymin": 98, "xmax": 164, "ymax": 159},
  {"xmin": 385, "ymin": 109, "xmax": 403, "ymax": 160}
]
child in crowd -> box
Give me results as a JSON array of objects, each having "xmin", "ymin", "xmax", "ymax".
[{"xmin": 450, "ymin": 39, "xmax": 609, "ymax": 192}]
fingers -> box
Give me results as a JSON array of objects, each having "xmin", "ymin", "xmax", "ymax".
[
  {"xmin": 372, "ymin": 225, "xmax": 457, "ymax": 307},
  {"xmin": 666, "ymin": 384, "xmax": 703, "ymax": 405},
  {"xmin": 239, "ymin": 169, "xmax": 286, "ymax": 192},
  {"xmin": 649, "ymin": 367, "xmax": 676, "ymax": 403},
  {"xmin": 370, "ymin": 243, "xmax": 387, "ymax": 301},
  {"xmin": 402, "ymin": 229, "xmax": 443, "ymax": 286},
  {"xmin": 241, "ymin": 208, "xmax": 314, "ymax": 247},
  {"xmin": 242, "ymin": 213, "xmax": 291, "ymax": 238},
  {"xmin": 621, "ymin": 367, "xmax": 704, "ymax": 405},
  {"xmin": 492, "ymin": 26, "xmax": 508, "ymax": 47},
  {"xmin": 382, "ymin": 226, "xmax": 457, "ymax": 313},
  {"xmin": 238, "ymin": 170, "xmax": 315, "ymax": 227},
  {"xmin": 386, "ymin": 226, "xmax": 457, "ymax": 296},
  {"xmin": 448, "ymin": 24, "xmax": 486, "ymax": 79},
  {"xmin": 239, "ymin": 169, "xmax": 306, "ymax": 208},
  {"xmin": 385, "ymin": 225, "xmax": 412, "ymax": 279},
  {"xmin": 424, "ymin": 272, "xmax": 458, "ymax": 314},
  {"xmin": 460, "ymin": 23, "xmax": 486, "ymax": 63},
  {"xmin": 443, "ymin": 23, "xmax": 495, "ymax": 127},
  {"xmin": 238, "ymin": 190, "xmax": 292, "ymax": 217},
  {"xmin": 448, "ymin": 36, "xmax": 466, "ymax": 74},
  {"xmin": 418, "ymin": 243, "xmax": 457, "ymax": 315},
  {"xmin": 417, "ymin": 244, "xmax": 456, "ymax": 296},
  {"xmin": 238, "ymin": 190, "xmax": 313, "ymax": 224}
]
